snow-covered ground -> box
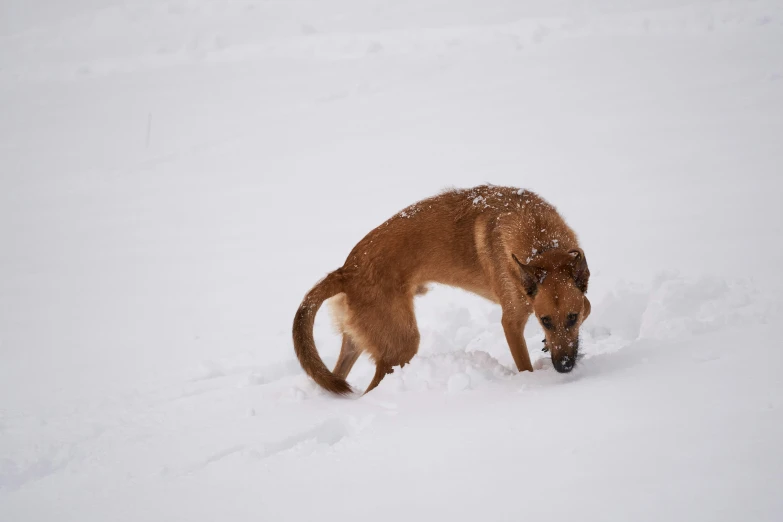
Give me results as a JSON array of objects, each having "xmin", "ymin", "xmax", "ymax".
[{"xmin": 2, "ymin": 1, "xmax": 782, "ymax": 520}]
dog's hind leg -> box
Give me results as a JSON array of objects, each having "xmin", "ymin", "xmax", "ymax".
[
  {"xmin": 333, "ymin": 334, "xmax": 362, "ymax": 380},
  {"xmin": 354, "ymin": 294, "xmax": 420, "ymax": 395},
  {"xmin": 364, "ymin": 363, "xmax": 394, "ymax": 395}
]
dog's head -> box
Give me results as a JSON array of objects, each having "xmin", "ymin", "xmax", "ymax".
[{"xmin": 512, "ymin": 249, "xmax": 591, "ymax": 373}]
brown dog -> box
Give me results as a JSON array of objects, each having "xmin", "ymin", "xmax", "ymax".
[{"xmin": 293, "ymin": 185, "xmax": 591, "ymax": 395}]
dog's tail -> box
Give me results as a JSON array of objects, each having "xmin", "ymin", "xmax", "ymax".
[{"xmin": 292, "ymin": 269, "xmax": 352, "ymax": 395}]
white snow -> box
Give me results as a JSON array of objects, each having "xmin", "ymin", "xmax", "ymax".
[{"xmin": 1, "ymin": 0, "xmax": 783, "ymax": 521}]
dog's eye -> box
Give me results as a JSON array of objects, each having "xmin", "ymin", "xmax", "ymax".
[
  {"xmin": 540, "ymin": 316, "xmax": 554, "ymax": 330},
  {"xmin": 566, "ymin": 313, "xmax": 578, "ymax": 328}
]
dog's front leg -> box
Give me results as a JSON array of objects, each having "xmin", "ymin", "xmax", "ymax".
[
  {"xmin": 501, "ymin": 305, "xmax": 534, "ymax": 372},
  {"xmin": 483, "ymin": 215, "xmax": 535, "ymax": 372}
]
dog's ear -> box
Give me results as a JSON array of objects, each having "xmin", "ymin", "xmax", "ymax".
[
  {"xmin": 568, "ymin": 248, "xmax": 590, "ymax": 293},
  {"xmin": 512, "ymin": 253, "xmax": 547, "ymax": 297}
]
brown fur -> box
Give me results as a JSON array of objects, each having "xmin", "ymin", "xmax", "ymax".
[{"xmin": 292, "ymin": 185, "xmax": 591, "ymax": 395}]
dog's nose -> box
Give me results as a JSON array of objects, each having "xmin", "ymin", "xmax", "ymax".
[{"xmin": 554, "ymin": 355, "xmax": 574, "ymax": 373}]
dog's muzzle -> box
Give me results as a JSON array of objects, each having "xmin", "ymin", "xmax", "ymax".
[{"xmin": 553, "ymin": 355, "xmax": 575, "ymax": 373}]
